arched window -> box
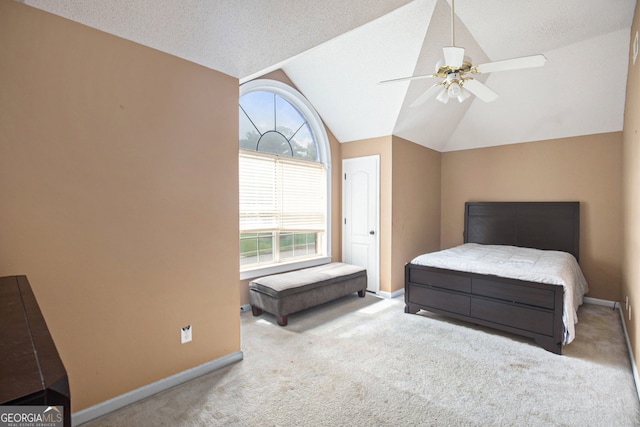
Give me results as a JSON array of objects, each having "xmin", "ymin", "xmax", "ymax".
[{"xmin": 239, "ymin": 80, "xmax": 331, "ymax": 278}]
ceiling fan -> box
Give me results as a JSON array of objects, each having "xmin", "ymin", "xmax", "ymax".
[{"xmin": 380, "ymin": 0, "xmax": 546, "ymax": 106}]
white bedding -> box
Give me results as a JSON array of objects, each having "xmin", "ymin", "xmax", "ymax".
[{"xmin": 411, "ymin": 243, "xmax": 589, "ymax": 345}]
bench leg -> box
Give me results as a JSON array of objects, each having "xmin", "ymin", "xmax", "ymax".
[
  {"xmin": 358, "ymin": 289, "xmax": 366, "ymax": 297},
  {"xmin": 251, "ymin": 305, "xmax": 263, "ymax": 317},
  {"xmin": 276, "ymin": 315, "xmax": 288, "ymax": 326}
]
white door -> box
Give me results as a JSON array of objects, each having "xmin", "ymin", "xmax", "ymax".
[{"xmin": 342, "ymin": 155, "xmax": 380, "ymax": 293}]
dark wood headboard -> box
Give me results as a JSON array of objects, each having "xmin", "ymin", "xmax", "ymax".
[{"xmin": 463, "ymin": 202, "xmax": 580, "ymax": 261}]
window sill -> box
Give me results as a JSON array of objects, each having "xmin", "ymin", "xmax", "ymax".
[{"xmin": 240, "ymin": 256, "xmax": 332, "ymax": 281}]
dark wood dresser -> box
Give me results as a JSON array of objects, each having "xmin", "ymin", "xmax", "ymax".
[{"xmin": 0, "ymin": 275, "xmax": 70, "ymax": 426}]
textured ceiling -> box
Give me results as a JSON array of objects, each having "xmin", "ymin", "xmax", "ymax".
[{"xmin": 24, "ymin": 0, "xmax": 637, "ymax": 152}]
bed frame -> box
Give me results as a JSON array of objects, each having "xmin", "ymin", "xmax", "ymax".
[{"xmin": 404, "ymin": 201, "xmax": 580, "ymax": 354}]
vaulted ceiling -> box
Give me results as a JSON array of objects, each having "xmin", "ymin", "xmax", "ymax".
[{"xmin": 24, "ymin": 0, "xmax": 637, "ymax": 151}]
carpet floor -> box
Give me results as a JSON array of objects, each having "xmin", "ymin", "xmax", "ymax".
[{"xmin": 83, "ymin": 295, "xmax": 640, "ymax": 426}]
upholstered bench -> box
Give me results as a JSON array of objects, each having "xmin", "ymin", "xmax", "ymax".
[{"xmin": 249, "ymin": 262, "xmax": 367, "ymax": 326}]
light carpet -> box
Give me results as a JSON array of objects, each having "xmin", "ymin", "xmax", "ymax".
[{"xmin": 83, "ymin": 295, "xmax": 640, "ymax": 426}]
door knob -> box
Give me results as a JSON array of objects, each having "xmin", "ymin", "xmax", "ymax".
[{"xmin": 369, "ymin": 230, "xmax": 375, "ymax": 235}]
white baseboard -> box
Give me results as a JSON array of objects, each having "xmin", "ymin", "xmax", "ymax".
[
  {"xmin": 377, "ymin": 288, "xmax": 405, "ymax": 299},
  {"xmin": 583, "ymin": 296, "xmax": 618, "ymax": 307},
  {"xmin": 616, "ymin": 304, "xmax": 640, "ymax": 403},
  {"xmin": 588, "ymin": 296, "xmax": 640, "ymax": 402},
  {"xmin": 72, "ymin": 350, "xmax": 244, "ymax": 426}
]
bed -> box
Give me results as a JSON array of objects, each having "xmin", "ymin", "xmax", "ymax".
[{"xmin": 404, "ymin": 202, "xmax": 589, "ymax": 354}]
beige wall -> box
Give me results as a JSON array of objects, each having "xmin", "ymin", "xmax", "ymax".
[
  {"xmin": 441, "ymin": 133, "xmax": 623, "ymax": 301},
  {"xmin": 622, "ymin": 0, "xmax": 640, "ymax": 376},
  {"xmin": 237, "ymin": 70, "xmax": 343, "ymax": 306},
  {"xmin": 391, "ymin": 136, "xmax": 441, "ymax": 292},
  {"xmin": 340, "ymin": 132, "xmax": 621, "ymax": 301},
  {"xmin": 0, "ymin": 1, "xmax": 240, "ymax": 411}
]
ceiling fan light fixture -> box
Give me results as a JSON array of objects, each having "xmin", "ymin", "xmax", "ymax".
[
  {"xmin": 457, "ymin": 87, "xmax": 471, "ymax": 103},
  {"xmin": 447, "ymin": 81, "xmax": 462, "ymax": 98},
  {"xmin": 436, "ymin": 87, "xmax": 449, "ymax": 104}
]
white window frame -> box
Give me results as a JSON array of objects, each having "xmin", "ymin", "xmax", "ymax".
[{"xmin": 239, "ymin": 79, "xmax": 332, "ymax": 280}]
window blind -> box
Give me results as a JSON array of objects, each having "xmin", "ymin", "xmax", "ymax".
[{"xmin": 239, "ymin": 149, "xmax": 326, "ymax": 233}]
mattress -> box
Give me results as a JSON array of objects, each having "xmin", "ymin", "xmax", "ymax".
[{"xmin": 411, "ymin": 243, "xmax": 589, "ymax": 344}]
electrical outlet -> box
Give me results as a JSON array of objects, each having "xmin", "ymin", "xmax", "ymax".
[{"xmin": 181, "ymin": 325, "xmax": 192, "ymax": 344}]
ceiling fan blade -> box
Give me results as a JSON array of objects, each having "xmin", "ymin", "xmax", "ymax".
[
  {"xmin": 410, "ymin": 83, "xmax": 442, "ymax": 108},
  {"xmin": 443, "ymin": 46, "xmax": 465, "ymax": 68},
  {"xmin": 379, "ymin": 73, "xmax": 437, "ymax": 85},
  {"xmin": 475, "ymin": 54, "xmax": 546, "ymax": 74},
  {"xmin": 463, "ymin": 79, "xmax": 499, "ymax": 103}
]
